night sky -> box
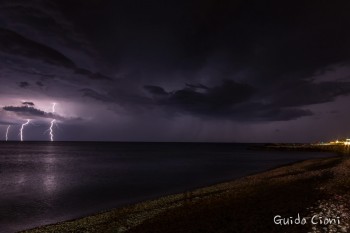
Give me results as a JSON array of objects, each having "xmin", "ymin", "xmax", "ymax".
[{"xmin": 1, "ymin": 0, "xmax": 350, "ymax": 142}]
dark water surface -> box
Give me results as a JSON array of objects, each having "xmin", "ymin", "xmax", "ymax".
[{"xmin": 0, "ymin": 142, "xmax": 335, "ymax": 232}]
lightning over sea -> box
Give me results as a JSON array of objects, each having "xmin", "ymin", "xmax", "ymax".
[
  {"xmin": 49, "ymin": 103, "xmax": 57, "ymax": 141},
  {"xmin": 20, "ymin": 120, "xmax": 30, "ymax": 142},
  {"xmin": 6, "ymin": 125, "xmax": 10, "ymax": 141}
]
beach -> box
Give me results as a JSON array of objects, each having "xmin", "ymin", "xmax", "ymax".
[{"xmin": 21, "ymin": 154, "xmax": 350, "ymax": 233}]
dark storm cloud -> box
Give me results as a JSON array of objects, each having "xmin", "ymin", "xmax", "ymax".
[
  {"xmin": 80, "ymin": 86, "xmax": 152, "ymax": 108},
  {"xmin": 36, "ymin": 81, "xmax": 44, "ymax": 87},
  {"xmin": 235, "ymin": 104, "xmax": 313, "ymax": 122},
  {"xmin": 161, "ymin": 80, "xmax": 254, "ymax": 108},
  {"xmin": 80, "ymin": 88, "xmax": 114, "ymax": 102},
  {"xmin": 144, "ymin": 80, "xmax": 315, "ymax": 121},
  {"xmin": 270, "ymin": 81, "xmax": 350, "ymax": 108},
  {"xmin": 0, "ymin": 0, "xmax": 97, "ymax": 68},
  {"xmin": 74, "ymin": 68, "xmax": 111, "ymax": 80},
  {"xmin": 47, "ymin": 0, "xmax": 350, "ymax": 122},
  {"xmin": 0, "ymin": 27, "xmax": 74, "ymax": 68},
  {"xmin": 55, "ymin": 1, "xmax": 350, "ymax": 78},
  {"xmin": 144, "ymin": 85, "xmax": 169, "ymax": 96},
  {"xmin": 3, "ymin": 106, "xmax": 65, "ymax": 121},
  {"xmin": 0, "ymin": 27, "xmax": 111, "ymax": 81},
  {"xmin": 2, "ymin": 0, "xmax": 350, "ymax": 144},
  {"xmin": 18, "ymin": 81, "xmax": 29, "ymax": 88},
  {"xmin": 0, "ymin": 0, "xmax": 112, "ymax": 104},
  {"xmin": 22, "ymin": 102, "xmax": 35, "ymax": 106}
]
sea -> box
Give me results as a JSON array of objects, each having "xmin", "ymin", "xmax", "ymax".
[{"xmin": 0, "ymin": 142, "xmax": 336, "ymax": 233}]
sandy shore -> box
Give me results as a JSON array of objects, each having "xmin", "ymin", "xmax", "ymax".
[{"xmin": 21, "ymin": 155, "xmax": 350, "ymax": 233}]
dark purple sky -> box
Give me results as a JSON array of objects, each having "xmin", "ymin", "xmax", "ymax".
[{"xmin": 1, "ymin": 0, "xmax": 350, "ymax": 142}]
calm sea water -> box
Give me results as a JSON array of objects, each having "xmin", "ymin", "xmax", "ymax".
[{"xmin": 0, "ymin": 142, "xmax": 335, "ymax": 233}]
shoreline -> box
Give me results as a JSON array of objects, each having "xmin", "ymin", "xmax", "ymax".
[
  {"xmin": 21, "ymin": 153, "xmax": 350, "ymax": 233},
  {"xmin": 254, "ymin": 143, "xmax": 350, "ymax": 154}
]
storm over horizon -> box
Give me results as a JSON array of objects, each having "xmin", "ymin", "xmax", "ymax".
[{"xmin": 1, "ymin": 0, "xmax": 350, "ymax": 142}]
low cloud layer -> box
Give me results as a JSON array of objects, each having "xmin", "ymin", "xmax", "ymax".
[{"xmin": 3, "ymin": 105, "xmax": 63, "ymax": 120}]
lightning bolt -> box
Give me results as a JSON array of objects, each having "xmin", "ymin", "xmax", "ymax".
[
  {"xmin": 20, "ymin": 120, "xmax": 30, "ymax": 142},
  {"xmin": 6, "ymin": 125, "xmax": 10, "ymax": 141},
  {"xmin": 49, "ymin": 103, "xmax": 57, "ymax": 142},
  {"xmin": 49, "ymin": 119, "xmax": 56, "ymax": 142}
]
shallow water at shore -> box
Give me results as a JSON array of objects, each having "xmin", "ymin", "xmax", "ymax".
[{"xmin": 0, "ymin": 142, "xmax": 335, "ymax": 233}]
